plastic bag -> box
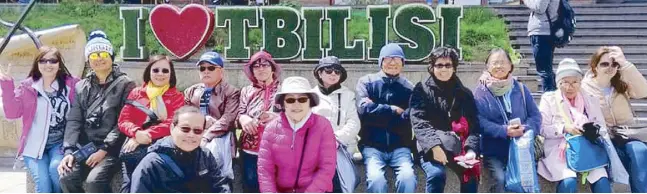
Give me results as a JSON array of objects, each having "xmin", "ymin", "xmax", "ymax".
[{"xmin": 505, "ymin": 130, "xmax": 541, "ymax": 193}]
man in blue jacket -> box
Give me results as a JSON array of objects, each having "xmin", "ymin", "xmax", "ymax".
[
  {"xmin": 356, "ymin": 43, "xmax": 416, "ymax": 193},
  {"xmin": 130, "ymin": 106, "xmax": 231, "ymax": 193}
]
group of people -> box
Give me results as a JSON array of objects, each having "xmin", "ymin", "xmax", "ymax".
[{"xmin": 1, "ymin": 28, "xmax": 646, "ymax": 194}]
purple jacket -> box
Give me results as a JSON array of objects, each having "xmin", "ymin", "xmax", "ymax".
[{"xmin": 1, "ymin": 76, "xmax": 79, "ymax": 158}]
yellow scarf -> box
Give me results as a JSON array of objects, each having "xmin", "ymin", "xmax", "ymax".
[{"xmin": 146, "ymin": 82, "xmax": 170, "ymax": 111}]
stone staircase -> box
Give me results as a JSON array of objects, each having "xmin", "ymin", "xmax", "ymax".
[{"xmin": 492, "ymin": 3, "xmax": 647, "ymax": 118}]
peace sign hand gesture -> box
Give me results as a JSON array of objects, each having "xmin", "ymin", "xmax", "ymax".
[{"xmin": 0, "ymin": 63, "xmax": 14, "ymax": 81}]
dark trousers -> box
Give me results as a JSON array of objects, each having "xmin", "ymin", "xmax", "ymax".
[
  {"xmin": 241, "ymin": 151, "xmax": 260, "ymax": 193},
  {"xmin": 530, "ymin": 35, "xmax": 557, "ymax": 92},
  {"xmin": 59, "ymin": 156, "xmax": 120, "ymax": 193}
]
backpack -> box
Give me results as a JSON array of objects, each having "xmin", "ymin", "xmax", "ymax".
[{"xmin": 546, "ymin": 0, "xmax": 576, "ymax": 48}]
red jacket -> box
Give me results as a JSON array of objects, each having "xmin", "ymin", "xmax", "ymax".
[
  {"xmin": 118, "ymin": 86, "xmax": 184, "ymax": 140},
  {"xmin": 257, "ymin": 113, "xmax": 337, "ymax": 193}
]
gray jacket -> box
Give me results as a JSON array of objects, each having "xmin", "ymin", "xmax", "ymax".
[
  {"xmin": 525, "ymin": 0, "xmax": 560, "ymax": 36},
  {"xmin": 63, "ymin": 65, "xmax": 136, "ymax": 156}
]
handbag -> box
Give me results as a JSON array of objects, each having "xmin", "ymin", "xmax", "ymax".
[
  {"xmin": 335, "ymin": 141, "xmax": 359, "ymax": 193},
  {"xmin": 517, "ymin": 81, "xmax": 545, "ymax": 161},
  {"xmin": 204, "ymin": 131, "xmax": 235, "ymax": 180},
  {"xmin": 505, "ymin": 130, "xmax": 541, "ymax": 193},
  {"xmin": 565, "ymin": 133, "xmax": 609, "ymax": 172},
  {"xmin": 608, "ymin": 93, "xmax": 647, "ymax": 143}
]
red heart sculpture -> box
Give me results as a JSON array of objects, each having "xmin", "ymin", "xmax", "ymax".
[{"xmin": 149, "ymin": 4, "xmax": 215, "ymax": 60}]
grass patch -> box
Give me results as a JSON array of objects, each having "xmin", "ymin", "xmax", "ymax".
[{"xmin": 0, "ymin": 2, "xmax": 516, "ymax": 62}]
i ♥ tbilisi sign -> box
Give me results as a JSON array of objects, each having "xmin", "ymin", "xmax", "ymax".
[{"xmin": 119, "ymin": 4, "xmax": 464, "ymax": 61}]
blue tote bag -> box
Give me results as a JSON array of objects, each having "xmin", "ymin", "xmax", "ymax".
[{"xmin": 505, "ymin": 130, "xmax": 541, "ymax": 193}]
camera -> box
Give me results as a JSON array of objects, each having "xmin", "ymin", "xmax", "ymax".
[{"xmin": 86, "ymin": 112, "xmax": 102, "ymax": 129}]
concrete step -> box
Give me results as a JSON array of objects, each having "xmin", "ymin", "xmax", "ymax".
[
  {"xmin": 518, "ymin": 53, "xmax": 647, "ymax": 62},
  {"xmin": 527, "ymin": 68, "xmax": 647, "ymax": 76},
  {"xmin": 490, "ymin": 4, "xmax": 647, "ymax": 9},
  {"xmin": 496, "ymin": 8, "xmax": 647, "ymax": 17},
  {"xmin": 517, "ymin": 48, "xmax": 647, "ymax": 55},
  {"xmin": 506, "ymin": 22, "xmax": 647, "ymax": 30},
  {"xmin": 504, "ymin": 15, "xmax": 647, "ymax": 22},
  {"xmin": 515, "ymin": 45, "xmax": 647, "ymax": 51},
  {"xmin": 510, "ymin": 39, "xmax": 647, "ymax": 47},
  {"xmin": 509, "ymin": 30, "xmax": 647, "ymax": 37},
  {"xmin": 520, "ymin": 58, "xmax": 647, "ymax": 67}
]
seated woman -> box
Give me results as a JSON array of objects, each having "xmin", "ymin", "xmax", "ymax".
[
  {"xmin": 473, "ymin": 48, "xmax": 541, "ymax": 193},
  {"xmin": 410, "ymin": 47, "xmax": 481, "ymax": 193},
  {"xmin": 537, "ymin": 58, "xmax": 621, "ymax": 193},
  {"xmin": 581, "ymin": 46, "xmax": 647, "ymax": 193},
  {"xmin": 117, "ymin": 55, "xmax": 185, "ymax": 192},
  {"xmin": 257, "ymin": 76, "xmax": 337, "ymax": 193}
]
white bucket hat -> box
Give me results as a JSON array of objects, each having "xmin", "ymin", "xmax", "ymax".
[{"xmin": 274, "ymin": 76, "xmax": 319, "ymax": 106}]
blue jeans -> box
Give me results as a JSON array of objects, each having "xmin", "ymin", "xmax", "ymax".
[
  {"xmin": 23, "ymin": 143, "xmax": 64, "ymax": 193},
  {"xmin": 483, "ymin": 157, "xmax": 505, "ymax": 193},
  {"xmin": 361, "ymin": 146, "xmax": 416, "ymax": 193},
  {"xmin": 420, "ymin": 158, "xmax": 478, "ymax": 193},
  {"xmin": 556, "ymin": 177, "xmax": 611, "ymax": 193},
  {"xmin": 241, "ymin": 151, "xmax": 260, "ymax": 193},
  {"xmin": 530, "ymin": 35, "xmax": 557, "ymax": 92},
  {"xmin": 615, "ymin": 140, "xmax": 647, "ymax": 193}
]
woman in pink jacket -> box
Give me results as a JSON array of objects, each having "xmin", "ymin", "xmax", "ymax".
[
  {"xmin": 537, "ymin": 58, "xmax": 619, "ymax": 193},
  {"xmin": 0, "ymin": 46, "xmax": 79, "ymax": 193},
  {"xmin": 257, "ymin": 76, "xmax": 337, "ymax": 193}
]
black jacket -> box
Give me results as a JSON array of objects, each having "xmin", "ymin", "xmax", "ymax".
[
  {"xmin": 410, "ymin": 76, "xmax": 480, "ymax": 159},
  {"xmin": 130, "ymin": 137, "xmax": 231, "ymax": 193},
  {"xmin": 63, "ymin": 65, "xmax": 136, "ymax": 155}
]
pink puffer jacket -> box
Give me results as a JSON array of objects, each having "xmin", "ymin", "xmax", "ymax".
[{"xmin": 257, "ymin": 112, "xmax": 337, "ymax": 193}]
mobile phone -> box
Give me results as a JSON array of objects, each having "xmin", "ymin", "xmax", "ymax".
[
  {"xmin": 509, "ymin": 118, "xmax": 521, "ymax": 126},
  {"xmin": 453, "ymin": 155, "xmax": 465, "ymax": 162},
  {"xmin": 464, "ymin": 159, "xmax": 480, "ymax": 166}
]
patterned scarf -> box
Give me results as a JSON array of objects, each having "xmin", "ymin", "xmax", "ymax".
[{"xmin": 479, "ymin": 71, "xmax": 514, "ymax": 96}]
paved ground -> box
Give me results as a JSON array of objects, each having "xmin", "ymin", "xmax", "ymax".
[{"xmin": 0, "ymin": 157, "xmax": 26, "ymax": 193}]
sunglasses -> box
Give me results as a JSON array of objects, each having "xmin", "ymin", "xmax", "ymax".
[
  {"xmin": 252, "ymin": 63, "xmax": 272, "ymax": 69},
  {"xmin": 285, "ymin": 97, "xmax": 309, "ymax": 104},
  {"xmin": 433, "ymin": 63, "xmax": 453, "ymax": 69},
  {"xmin": 323, "ymin": 68, "xmax": 341, "ymax": 75},
  {"xmin": 152, "ymin": 68, "xmax": 170, "ymax": 74},
  {"xmin": 178, "ymin": 126, "xmax": 204, "ymax": 135},
  {"xmin": 599, "ymin": 62, "xmax": 620, "ymax": 68},
  {"xmin": 200, "ymin": 66, "xmax": 219, "ymax": 72},
  {"xmin": 39, "ymin": 58, "xmax": 59, "ymax": 64},
  {"xmin": 88, "ymin": 52, "xmax": 111, "ymax": 60}
]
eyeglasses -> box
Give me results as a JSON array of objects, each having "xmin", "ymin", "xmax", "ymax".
[
  {"xmin": 252, "ymin": 63, "xmax": 272, "ymax": 69},
  {"xmin": 434, "ymin": 63, "xmax": 453, "ymax": 69},
  {"xmin": 382, "ymin": 57, "xmax": 403, "ymax": 65},
  {"xmin": 178, "ymin": 126, "xmax": 204, "ymax": 135},
  {"xmin": 323, "ymin": 68, "xmax": 341, "ymax": 75},
  {"xmin": 285, "ymin": 97, "xmax": 309, "ymax": 104},
  {"xmin": 200, "ymin": 66, "xmax": 219, "ymax": 72},
  {"xmin": 599, "ymin": 62, "xmax": 619, "ymax": 68},
  {"xmin": 152, "ymin": 68, "xmax": 170, "ymax": 74},
  {"xmin": 88, "ymin": 52, "xmax": 111, "ymax": 60},
  {"xmin": 560, "ymin": 81, "xmax": 581, "ymax": 87},
  {"xmin": 38, "ymin": 58, "xmax": 59, "ymax": 64}
]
